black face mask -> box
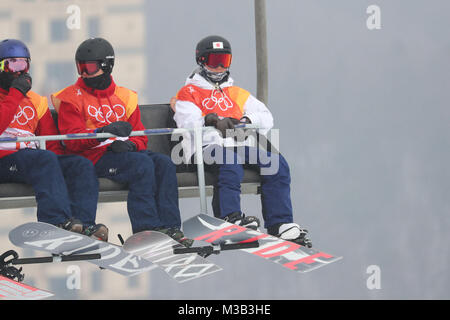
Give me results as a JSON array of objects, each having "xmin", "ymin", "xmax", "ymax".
[
  {"xmin": 0, "ymin": 72, "xmax": 18, "ymax": 91},
  {"xmin": 82, "ymin": 72, "xmax": 112, "ymax": 90}
]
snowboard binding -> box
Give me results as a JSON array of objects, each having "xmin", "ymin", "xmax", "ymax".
[{"xmin": 0, "ymin": 250, "xmax": 25, "ymax": 282}]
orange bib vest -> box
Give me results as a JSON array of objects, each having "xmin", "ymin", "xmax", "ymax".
[
  {"xmin": 51, "ymin": 84, "xmax": 138, "ymax": 130},
  {"xmin": 176, "ymin": 85, "xmax": 250, "ymax": 119},
  {"xmin": 0, "ymin": 90, "xmax": 48, "ymax": 150}
]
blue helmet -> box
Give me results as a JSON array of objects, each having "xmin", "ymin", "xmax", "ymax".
[{"xmin": 0, "ymin": 39, "xmax": 31, "ymax": 60}]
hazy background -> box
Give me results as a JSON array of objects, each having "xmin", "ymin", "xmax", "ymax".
[{"xmin": 0, "ymin": 0, "xmax": 449, "ymax": 300}]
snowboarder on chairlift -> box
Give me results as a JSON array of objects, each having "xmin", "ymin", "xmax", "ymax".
[
  {"xmin": 0, "ymin": 39, "xmax": 107, "ymax": 241},
  {"xmin": 172, "ymin": 35, "xmax": 312, "ymax": 247},
  {"xmin": 52, "ymin": 37, "xmax": 192, "ymax": 247}
]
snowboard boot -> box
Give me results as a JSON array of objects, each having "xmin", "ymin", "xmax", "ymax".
[
  {"xmin": 57, "ymin": 218, "xmax": 84, "ymax": 234},
  {"xmin": 83, "ymin": 224, "xmax": 109, "ymax": 242},
  {"xmin": 268, "ymin": 222, "xmax": 312, "ymax": 248},
  {"xmin": 155, "ymin": 227, "xmax": 194, "ymax": 248},
  {"xmin": 224, "ymin": 212, "xmax": 260, "ymax": 231}
]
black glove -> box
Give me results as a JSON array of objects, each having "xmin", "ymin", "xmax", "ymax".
[
  {"xmin": 204, "ymin": 113, "xmax": 219, "ymax": 127},
  {"xmin": 216, "ymin": 117, "xmax": 239, "ymax": 137},
  {"xmin": 108, "ymin": 140, "xmax": 137, "ymax": 153},
  {"xmin": 96, "ymin": 121, "xmax": 132, "ymax": 142},
  {"xmin": 10, "ymin": 73, "xmax": 32, "ymax": 96}
]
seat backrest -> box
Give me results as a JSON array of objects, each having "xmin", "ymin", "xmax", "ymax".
[
  {"xmin": 50, "ymin": 108, "xmax": 58, "ymax": 127},
  {"xmin": 140, "ymin": 104, "xmax": 194, "ymax": 172},
  {"xmin": 139, "ymin": 104, "xmax": 177, "ymax": 156}
]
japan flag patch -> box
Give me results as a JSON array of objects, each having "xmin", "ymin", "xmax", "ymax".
[{"xmin": 213, "ymin": 42, "xmax": 224, "ymax": 49}]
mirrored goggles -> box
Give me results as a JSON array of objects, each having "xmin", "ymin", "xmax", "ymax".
[
  {"xmin": 76, "ymin": 60, "xmax": 101, "ymax": 76},
  {"xmin": 205, "ymin": 53, "xmax": 232, "ymax": 68},
  {"xmin": 0, "ymin": 58, "xmax": 30, "ymax": 73}
]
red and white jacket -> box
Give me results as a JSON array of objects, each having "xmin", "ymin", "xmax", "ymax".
[
  {"xmin": 174, "ymin": 73, "xmax": 273, "ymax": 161},
  {"xmin": 52, "ymin": 77, "xmax": 147, "ymax": 164},
  {"xmin": 0, "ymin": 87, "xmax": 64, "ymax": 159}
]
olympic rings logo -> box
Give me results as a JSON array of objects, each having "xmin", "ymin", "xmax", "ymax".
[
  {"xmin": 87, "ymin": 104, "xmax": 126, "ymax": 124},
  {"xmin": 202, "ymin": 89, "xmax": 233, "ymax": 111},
  {"xmin": 12, "ymin": 105, "xmax": 35, "ymax": 125}
]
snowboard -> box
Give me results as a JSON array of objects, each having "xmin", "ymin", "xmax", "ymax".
[
  {"xmin": 183, "ymin": 214, "xmax": 342, "ymax": 273},
  {"xmin": 122, "ymin": 231, "xmax": 222, "ymax": 283},
  {"xmin": 0, "ymin": 275, "xmax": 53, "ymax": 300},
  {"xmin": 8, "ymin": 222, "xmax": 155, "ymax": 277}
]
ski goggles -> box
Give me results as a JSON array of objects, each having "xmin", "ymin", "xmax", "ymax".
[
  {"xmin": 0, "ymin": 58, "xmax": 30, "ymax": 73},
  {"xmin": 204, "ymin": 53, "xmax": 232, "ymax": 68},
  {"xmin": 76, "ymin": 60, "xmax": 102, "ymax": 76}
]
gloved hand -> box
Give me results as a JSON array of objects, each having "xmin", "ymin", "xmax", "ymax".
[
  {"xmin": 108, "ymin": 140, "xmax": 137, "ymax": 153},
  {"xmin": 204, "ymin": 113, "xmax": 219, "ymax": 127},
  {"xmin": 96, "ymin": 121, "xmax": 132, "ymax": 142},
  {"xmin": 10, "ymin": 73, "xmax": 32, "ymax": 96},
  {"xmin": 216, "ymin": 117, "xmax": 239, "ymax": 137},
  {"xmin": 240, "ymin": 116, "xmax": 251, "ymax": 124},
  {"xmin": 234, "ymin": 116, "xmax": 252, "ymax": 142}
]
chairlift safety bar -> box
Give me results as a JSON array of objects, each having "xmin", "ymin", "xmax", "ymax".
[{"xmin": 0, "ymin": 124, "xmax": 260, "ymax": 214}]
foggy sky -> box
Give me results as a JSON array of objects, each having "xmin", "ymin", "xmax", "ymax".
[{"xmin": 142, "ymin": 0, "xmax": 450, "ymax": 299}]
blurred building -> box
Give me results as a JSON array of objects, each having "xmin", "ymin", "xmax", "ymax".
[
  {"xmin": 0, "ymin": 0, "xmax": 148, "ymax": 103},
  {"xmin": 0, "ymin": 0, "xmax": 154, "ymax": 299}
]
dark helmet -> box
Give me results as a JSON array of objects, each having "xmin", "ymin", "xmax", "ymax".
[
  {"xmin": 0, "ymin": 39, "xmax": 31, "ymax": 60},
  {"xmin": 75, "ymin": 37, "xmax": 115, "ymax": 73},
  {"xmin": 196, "ymin": 35, "xmax": 232, "ymax": 66}
]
